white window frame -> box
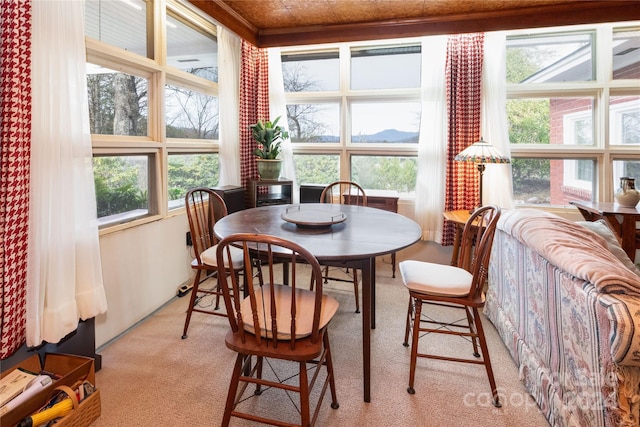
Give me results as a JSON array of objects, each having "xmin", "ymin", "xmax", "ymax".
[
  {"xmin": 507, "ymin": 22, "xmax": 640, "ymax": 206},
  {"xmin": 86, "ymin": 0, "xmax": 220, "ymax": 233},
  {"xmin": 281, "ymin": 40, "xmax": 422, "ymax": 196}
]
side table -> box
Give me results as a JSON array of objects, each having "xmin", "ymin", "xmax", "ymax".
[
  {"xmin": 443, "ymin": 210, "xmax": 472, "ymax": 266},
  {"xmin": 248, "ymin": 178, "xmax": 293, "ymax": 208}
]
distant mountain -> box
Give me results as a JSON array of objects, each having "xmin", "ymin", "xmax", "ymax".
[
  {"xmin": 313, "ymin": 129, "xmax": 419, "ymax": 143},
  {"xmin": 355, "ymin": 129, "xmax": 419, "ymax": 143}
]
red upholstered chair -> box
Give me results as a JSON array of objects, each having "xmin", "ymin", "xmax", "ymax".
[
  {"xmin": 400, "ymin": 205, "xmax": 502, "ymax": 406},
  {"xmin": 216, "ymin": 233, "xmax": 340, "ymax": 426},
  {"xmin": 181, "ymin": 188, "xmax": 244, "ymax": 339},
  {"xmin": 319, "ymin": 180, "xmax": 367, "ymax": 312}
]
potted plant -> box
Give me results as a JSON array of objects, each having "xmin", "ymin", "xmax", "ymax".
[{"xmin": 250, "ymin": 116, "xmax": 289, "ymax": 180}]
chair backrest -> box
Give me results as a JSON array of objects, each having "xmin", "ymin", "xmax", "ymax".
[
  {"xmin": 320, "ymin": 180, "xmax": 367, "ymax": 206},
  {"xmin": 457, "ymin": 205, "xmax": 501, "ymax": 302},
  {"xmin": 216, "ymin": 233, "xmax": 329, "ymax": 349},
  {"xmin": 185, "ymin": 188, "xmax": 228, "ymax": 264}
]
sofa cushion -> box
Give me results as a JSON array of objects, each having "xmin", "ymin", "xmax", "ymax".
[{"xmin": 577, "ymin": 219, "xmax": 640, "ymax": 277}]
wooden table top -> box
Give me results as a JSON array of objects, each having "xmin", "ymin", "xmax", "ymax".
[
  {"xmin": 443, "ymin": 209, "xmax": 472, "ymax": 225},
  {"xmin": 570, "ymin": 200, "xmax": 640, "ymax": 262},
  {"xmin": 569, "ymin": 200, "xmax": 640, "ymax": 216},
  {"xmin": 214, "ymin": 203, "xmax": 422, "ymax": 261}
]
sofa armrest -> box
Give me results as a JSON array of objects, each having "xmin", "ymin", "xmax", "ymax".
[{"xmin": 599, "ymin": 293, "xmax": 640, "ymax": 367}]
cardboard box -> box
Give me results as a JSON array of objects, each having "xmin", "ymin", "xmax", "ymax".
[{"xmin": 0, "ymin": 353, "xmax": 95, "ymax": 427}]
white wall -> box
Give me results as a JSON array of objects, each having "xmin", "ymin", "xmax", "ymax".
[{"xmin": 95, "ymin": 213, "xmax": 193, "ymax": 348}]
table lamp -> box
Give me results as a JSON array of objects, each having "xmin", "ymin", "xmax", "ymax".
[{"xmin": 454, "ymin": 138, "xmax": 510, "ymax": 208}]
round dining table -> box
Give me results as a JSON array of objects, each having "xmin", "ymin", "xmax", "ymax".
[{"xmin": 214, "ymin": 202, "xmax": 422, "ymax": 402}]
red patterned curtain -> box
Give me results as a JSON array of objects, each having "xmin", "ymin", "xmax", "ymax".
[
  {"xmin": 0, "ymin": 0, "xmax": 31, "ymax": 359},
  {"xmin": 239, "ymin": 40, "xmax": 270, "ymax": 189},
  {"xmin": 443, "ymin": 33, "xmax": 485, "ymax": 245}
]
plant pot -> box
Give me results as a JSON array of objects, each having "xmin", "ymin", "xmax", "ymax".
[{"xmin": 256, "ymin": 159, "xmax": 282, "ymax": 180}]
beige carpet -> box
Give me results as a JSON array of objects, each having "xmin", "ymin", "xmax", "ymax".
[{"xmin": 93, "ymin": 260, "xmax": 550, "ymax": 426}]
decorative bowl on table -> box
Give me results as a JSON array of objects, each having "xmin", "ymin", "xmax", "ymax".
[{"xmin": 281, "ymin": 205, "xmax": 347, "ymax": 228}]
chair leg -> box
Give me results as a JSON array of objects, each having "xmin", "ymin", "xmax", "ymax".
[
  {"xmin": 465, "ymin": 306, "xmax": 480, "ymax": 357},
  {"xmin": 403, "ymin": 297, "xmax": 413, "ymax": 347},
  {"xmin": 214, "ymin": 269, "xmax": 222, "ymax": 310},
  {"xmin": 181, "ymin": 270, "xmax": 202, "ymax": 339},
  {"xmin": 407, "ymin": 297, "xmax": 422, "ymax": 394},
  {"xmin": 254, "ymin": 356, "xmax": 263, "ymax": 395},
  {"xmin": 473, "ymin": 307, "xmax": 501, "ymax": 408},
  {"xmin": 323, "ymin": 331, "xmax": 340, "ymax": 409},
  {"xmin": 353, "ymin": 269, "xmax": 360, "ymax": 313},
  {"xmin": 323, "ymin": 265, "xmax": 329, "ymax": 284},
  {"xmin": 299, "ymin": 361, "xmax": 310, "ymax": 427},
  {"xmin": 222, "ymin": 353, "xmax": 244, "ymax": 427}
]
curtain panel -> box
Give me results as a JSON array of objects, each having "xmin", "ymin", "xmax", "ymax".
[
  {"xmin": 218, "ymin": 27, "xmax": 241, "ymax": 187},
  {"xmin": 239, "ymin": 40, "xmax": 270, "ymax": 189},
  {"xmin": 0, "ymin": 0, "xmax": 31, "ymax": 359},
  {"xmin": 267, "ymin": 48, "xmax": 298, "ymax": 202},
  {"xmin": 443, "ymin": 33, "xmax": 485, "ymax": 245},
  {"xmin": 481, "ymin": 32, "xmax": 514, "ymax": 210},
  {"xmin": 415, "ymin": 36, "xmax": 448, "ymax": 242},
  {"xmin": 27, "ymin": 0, "xmax": 107, "ymax": 347}
]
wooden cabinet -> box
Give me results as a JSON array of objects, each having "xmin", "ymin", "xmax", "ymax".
[
  {"xmin": 362, "ymin": 190, "xmax": 399, "ymax": 213},
  {"xmin": 212, "ymin": 185, "xmax": 246, "ymax": 214},
  {"xmin": 299, "ymin": 184, "xmax": 326, "ymax": 203},
  {"xmin": 248, "ymin": 178, "xmax": 293, "ymax": 208}
]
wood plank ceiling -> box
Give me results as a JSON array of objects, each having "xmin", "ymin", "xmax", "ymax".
[{"xmin": 187, "ymin": 0, "xmax": 640, "ymax": 47}]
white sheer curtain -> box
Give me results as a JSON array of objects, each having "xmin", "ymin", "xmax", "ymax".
[
  {"xmin": 481, "ymin": 32, "xmax": 514, "ymax": 209},
  {"xmin": 267, "ymin": 47, "xmax": 298, "ymax": 203},
  {"xmin": 415, "ymin": 36, "xmax": 448, "ymax": 242},
  {"xmin": 27, "ymin": 0, "xmax": 107, "ymax": 346},
  {"xmin": 218, "ymin": 27, "xmax": 241, "ymax": 186}
]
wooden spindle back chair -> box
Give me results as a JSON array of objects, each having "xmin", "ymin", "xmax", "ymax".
[
  {"xmin": 400, "ymin": 205, "xmax": 502, "ymax": 406},
  {"xmin": 216, "ymin": 233, "xmax": 340, "ymax": 426},
  {"xmin": 319, "ymin": 180, "xmax": 367, "ymax": 312},
  {"xmin": 181, "ymin": 188, "xmax": 244, "ymax": 339}
]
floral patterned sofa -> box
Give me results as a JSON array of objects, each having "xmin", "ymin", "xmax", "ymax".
[{"xmin": 485, "ymin": 209, "xmax": 640, "ymax": 427}]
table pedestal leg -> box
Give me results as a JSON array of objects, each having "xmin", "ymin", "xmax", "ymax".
[{"xmin": 360, "ymin": 258, "xmax": 373, "ymax": 403}]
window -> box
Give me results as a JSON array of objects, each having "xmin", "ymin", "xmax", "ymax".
[
  {"xmin": 94, "ymin": 155, "xmax": 152, "ymax": 225},
  {"xmin": 610, "ymin": 95, "xmax": 640, "ymax": 145},
  {"xmin": 166, "ymin": 10, "xmax": 218, "ymax": 82},
  {"xmin": 351, "ymin": 155, "xmax": 417, "ymax": 196},
  {"xmin": 351, "ymin": 102, "xmax": 420, "ymax": 143},
  {"xmin": 168, "ymin": 153, "xmax": 219, "ymax": 208},
  {"xmin": 350, "ymin": 45, "xmax": 421, "ymax": 90},
  {"xmin": 165, "ymin": 84, "xmax": 219, "ymax": 139},
  {"xmin": 85, "ymin": 0, "xmax": 219, "ymax": 228},
  {"xmin": 287, "ymin": 103, "xmax": 340, "ymax": 142},
  {"xmin": 86, "ymin": 64, "xmax": 149, "ymax": 137},
  {"xmin": 293, "ymin": 154, "xmax": 340, "ymax": 185},
  {"xmin": 507, "ymin": 24, "xmax": 640, "ymax": 207},
  {"xmin": 613, "ymin": 28, "xmax": 640, "ymax": 80},
  {"xmin": 282, "ymin": 51, "xmax": 339, "ymax": 91},
  {"xmin": 85, "ymin": 0, "xmax": 147, "ymax": 57},
  {"xmin": 282, "ymin": 42, "xmax": 421, "ymax": 195},
  {"xmin": 506, "ymin": 32, "xmax": 594, "ymax": 83}
]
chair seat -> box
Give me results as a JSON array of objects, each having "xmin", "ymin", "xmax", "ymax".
[
  {"xmin": 399, "ymin": 260, "xmax": 472, "ymax": 297},
  {"xmin": 200, "ymin": 243, "xmax": 244, "ymax": 269},
  {"xmin": 240, "ymin": 284, "xmax": 339, "ymax": 340}
]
